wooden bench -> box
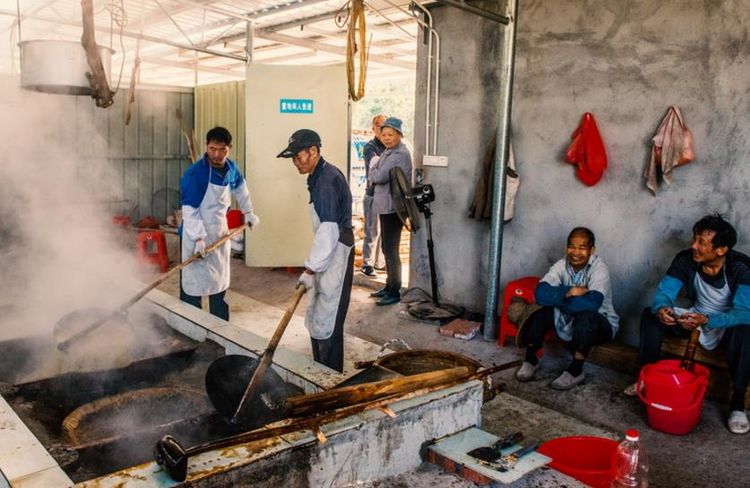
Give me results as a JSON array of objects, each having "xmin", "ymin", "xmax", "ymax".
[{"xmin": 588, "ymin": 337, "xmax": 747, "ymax": 404}]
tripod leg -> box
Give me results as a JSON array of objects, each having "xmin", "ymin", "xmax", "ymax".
[{"xmin": 425, "ymin": 213, "xmax": 440, "ymax": 305}]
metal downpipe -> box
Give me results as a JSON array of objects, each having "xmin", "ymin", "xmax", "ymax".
[{"xmin": 483, "ymin": 0, "xmax": 519, "ymax": 341}]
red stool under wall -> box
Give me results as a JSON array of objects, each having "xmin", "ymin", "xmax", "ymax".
[
  {"xmin": 498, "ymin": 276, "xmax": 540, "ymax": 347},
  {"xmin": 136, "ymin": 231, "xmax": 169, "ymax": 272}
]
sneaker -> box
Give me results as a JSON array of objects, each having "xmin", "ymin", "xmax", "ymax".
[
  {"xmin": 375, "ymin": 293, "xmax": 401, "ymax": 306},
  {"xmin": 623, "ymin": 382, "xmax": 641, "ymax": 397},
  {"xmin": 374, "ymin": 264, "xmax": 386, "ymax": 271},
  {"xmin": 550, "ymin": 371, "xmax": 585, "ymax": 390},
  {"xmin": 728, "ymin": 410, "xmax": 750, "ymax": 434},
  {"xmin": 370, "ymin": 288, "xmax": 388, "ymax": 298},
  {"xmin": 515, "ymin": 361, "xmax": 540, "ymax": 382},
  {"xmin": 360, "ymin": 265, "xmax": 376, "ymax": 277}
]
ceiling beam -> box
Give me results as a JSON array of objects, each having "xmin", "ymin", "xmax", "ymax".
[
  {"xmin": 0, "ymin": 9, "xmax": 246, "ymax": 62},
  {"xmin": 169, "ymin": 0, "xmax": 335, "ymax": 26},
  {"xmin": 211, "ymin": 9, "xmax": 415, "ymax": 48},
  {"xmin": 139, "ymin": 55, "xmax": 244, "ymax": 76},
  {"xmin": 255, "ymin": 30, "xmax": 413, "ymax": 69},
  {"xmin": 299, "ymin": 25, "xmax": 415, "ymax": 56}
]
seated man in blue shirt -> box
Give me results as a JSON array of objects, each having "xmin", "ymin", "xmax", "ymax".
[
  {"xmin": 515, "ymin": 227, "xmax": 619, "ymax": 390},
  {"xmin": 624, "ymin": 215, "xmax": 750, "ymax": 435}
]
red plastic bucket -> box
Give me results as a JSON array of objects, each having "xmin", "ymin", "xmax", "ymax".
[
  {"xmin": 537, "ymin": 436, "xmax": 617, "ymax": 488},
  {"xmin": 638, "ymin": 360, "xmax": 709, "ymax": 435},
  {"xmin": 638, "ymin": 360, "xmax": 709, "ymax": 408}
]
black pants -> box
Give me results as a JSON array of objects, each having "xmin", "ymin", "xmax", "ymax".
[
  {"xmin": 379, "ymin": 212, "xmax": 404, "ymax": 296},
  {"xmin": 180, "ymin": 286, "xmax": 229, "ymax": 321},
  {"xmin": 523, "ymin": 306, "xmax": 612, "ymax": 356},
  {"xmin": 637, "ymin": 307, "xmax": 750, "ymax": 391},
  {"xmin": 311, "ymin": 230, "xmax": 354, "ymax": 373}
]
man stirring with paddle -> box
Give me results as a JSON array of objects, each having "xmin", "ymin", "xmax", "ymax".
[
  {"xmin": 180, "ymin": 127, "xmax": 260, "ymax": 320},
  {"xmin": 277, "ymin": 129, "xmax": 354, "ymax": 372}
]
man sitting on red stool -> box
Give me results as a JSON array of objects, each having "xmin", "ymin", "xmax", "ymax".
[{"xmin": 515, "ymin": 227, "xmax": 619, "ymax": 390}]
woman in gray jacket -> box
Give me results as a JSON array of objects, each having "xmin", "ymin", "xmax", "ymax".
[{"xmin": 367, "ymin": 117, "xmax": 413, "ymax": 305}]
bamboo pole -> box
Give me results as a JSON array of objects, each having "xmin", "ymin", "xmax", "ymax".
[
  {"xmin": 175, "ymin": 358, "xmax": 522, "ymax": 460},
  {"xmin": 285, "ymin": 367, "xmax": 471, "ymax": 417},
  {"xmin": 56, "ymin": 224, "xmax": 248, "ymax": 349}
]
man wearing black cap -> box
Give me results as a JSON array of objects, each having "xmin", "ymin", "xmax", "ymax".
[{"xmin": 277, "ymin": 129, "xmax": 354, "ymax": 372}]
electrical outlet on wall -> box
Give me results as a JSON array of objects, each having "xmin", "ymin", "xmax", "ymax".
[{"xmin": 423, "ymin": 155, "xmax": 448, "ymax": 167}]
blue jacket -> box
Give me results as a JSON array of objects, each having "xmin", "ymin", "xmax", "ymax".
[
  {"xmin": 181, "ymin": 155, "xmax": 248, "ymax": 209},
  {"xmin": 651, "ymin": 249, "xmax": 750, "ymax": 328},
  {"xmin": 363, "ymin": 137, "xmax": 385, "ymax": 196}
]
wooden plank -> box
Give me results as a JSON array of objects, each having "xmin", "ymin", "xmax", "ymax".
[
  {"xmin": 124, "ymin": 95, "xmax": 139, "ymax": 157},
  {"xmin": 109, "ymin": 90, "xmax": 126, "ymax": 158},
  {"xmin": 107, "ymin": 158, "xmax": 125, "ymax": 213},
  {"xmin": 166, "ymin": 92, "xmax": 182, "ymax": 157},
  {"xmin": 285, "ymin": 367, "xmax": 471, "ymax": 417},
  {"xmin": 182, "ymin": 93, "xmax": 196, "ymax": 158},
  {"xmin": 123, "ymin": 158, "xmax": 140, "ymax": 218},
  {"xmin": 138, "ymin": 158, "xmax": 154, "ymax": 220},
  {"xmin": 92, "ymin": 98, "xmax": 109, "ymax": 156},
  {"xmin": 138, "ymin": 90, "xmax": 155, "ymax": 157},
  {"xmin": 152, "ymin": 160, "xmax": 168, "ymax": 221},
  {"xmin": 151, "ymin": 91, "xmax": 169, "ymax": 156},
  {"xmin": 167, "ymin": 158, "xmax": 182, "ymax": 217}
]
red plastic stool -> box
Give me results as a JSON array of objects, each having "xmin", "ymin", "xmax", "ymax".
[
  {"xmin": 136, "ymin": 231, "xmax": 169, "ymax": 272},
  {"xmin": 226, "ymin": 209, "xmax": 244, "ymax": 229},
  {"xmin": 498, "ymin": 276, "xmax": 540, "ymax": 347}
]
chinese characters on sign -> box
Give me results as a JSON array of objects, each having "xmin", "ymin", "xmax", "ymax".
[{"xmin": 279, "ymin": 99, "xmax": 314, "ymax": 114}]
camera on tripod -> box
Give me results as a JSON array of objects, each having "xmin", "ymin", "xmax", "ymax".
[{"xmin": 412, "ymin": 184, "xmax": 435, "ymax": 212}]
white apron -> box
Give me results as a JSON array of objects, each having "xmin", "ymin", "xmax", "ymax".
[
  {"xmin": 305, "ymin": 204, "xmax": 353, "ymax": 340},
  {"xmin": 674, "ymin": 270, "xmax": 731, "ymax": 350},
  {"xmin": 181, "ymin": 167, "xmax": 232, "ymax": 296}
]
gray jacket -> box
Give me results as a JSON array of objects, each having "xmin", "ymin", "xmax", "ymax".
[{"xmin": 368, "ymin": 142, "xmax": 413, "ymax": 215}]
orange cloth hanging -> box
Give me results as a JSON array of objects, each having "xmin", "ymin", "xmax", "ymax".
[
  {"xmin": 644, "ymin": 106, "xmax": 695, "ymax": 195},
  {"xmin": 564, "ymin": 113, "xmax": 608, "ymax": 186}
]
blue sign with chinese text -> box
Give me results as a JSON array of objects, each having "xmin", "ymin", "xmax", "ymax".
[{"xmin": 279, "ymin": 99, "xmax": 314, "ymax": 114}]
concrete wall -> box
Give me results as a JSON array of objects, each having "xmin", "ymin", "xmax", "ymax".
[{"xmin": 410, "ymin": 1, "xmax": 750, "ymax": 344}]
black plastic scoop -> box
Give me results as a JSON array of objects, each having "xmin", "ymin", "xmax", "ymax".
[{"xmin": 204, "ymin": 285, "xmax": 306, "ymax": 425}]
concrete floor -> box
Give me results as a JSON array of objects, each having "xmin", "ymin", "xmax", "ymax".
[{"xmin": 160, "ymin": 259, "xmax": 750, "ymax": 488}]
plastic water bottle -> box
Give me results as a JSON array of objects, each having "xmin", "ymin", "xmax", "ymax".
[{"xmin": 611, "ymin": 429, "xmax": 648, "ymax": 488}]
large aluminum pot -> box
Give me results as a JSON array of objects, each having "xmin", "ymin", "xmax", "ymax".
[{"xmin": 19, "ymin": 39, "xmax": 113, "ymax": 95}]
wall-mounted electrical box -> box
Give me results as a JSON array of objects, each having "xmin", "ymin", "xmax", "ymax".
[{"xmin": 423, "ymin": 155, "xmax": 448, "ymax": 167}]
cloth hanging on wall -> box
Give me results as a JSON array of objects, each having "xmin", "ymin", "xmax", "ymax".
[
  {"xmin": 564, "ymin": 112, "xmax": 608, "ymax": 186},
  {"xmin": 469, "ymin": 133, "xmax": 520, "ymax": 223},
  {"xmin": 644, "ymin": 106, "xmax": 695, "ymax": 195}
]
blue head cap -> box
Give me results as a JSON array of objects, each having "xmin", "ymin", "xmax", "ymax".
[{"xmin": 381, "ymin": 117, "xmax": 403, "ymax": 135}]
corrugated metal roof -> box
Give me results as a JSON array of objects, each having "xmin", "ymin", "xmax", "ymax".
[{"xmin": 1, "ymin": 0, "xmax": 418, "ymax": 87}]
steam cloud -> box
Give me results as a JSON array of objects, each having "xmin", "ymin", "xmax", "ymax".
[{"xmin": 0, "ymin": 76, "xmax": 141, "ymax": 344}]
